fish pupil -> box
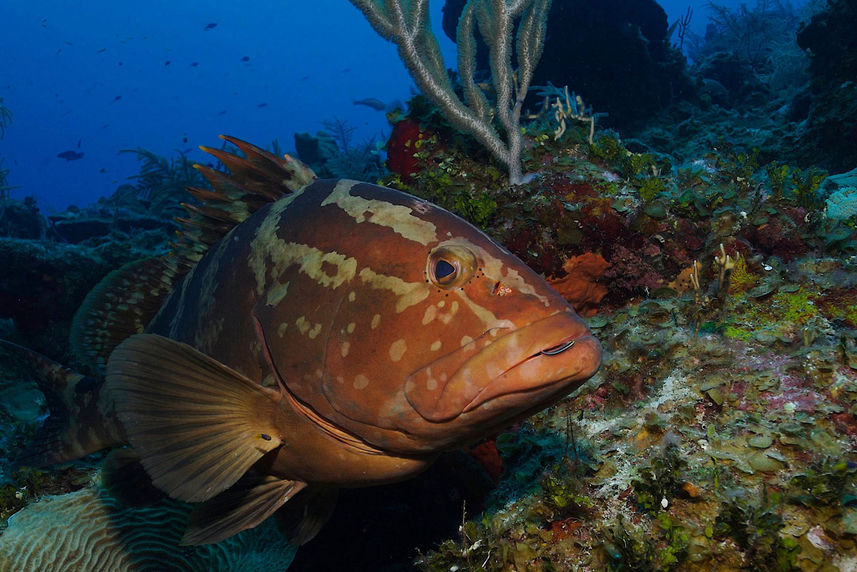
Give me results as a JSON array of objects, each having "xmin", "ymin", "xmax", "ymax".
[{"xmin": 435, "ymin": 259, "xmax": 456, "ymax": 280}]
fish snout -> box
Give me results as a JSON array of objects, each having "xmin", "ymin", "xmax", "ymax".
[{"xmin": 404, "ymin": 311, "xmax": 601, "ymax": 423}]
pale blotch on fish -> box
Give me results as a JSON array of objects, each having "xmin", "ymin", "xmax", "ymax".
[
  {"xmin": 358, "ymin": 267, "xmax": 428, "ymax": 313},
  {"xmin": 296, "ymin": 316, "xmax": 310, "ymax": 335},
  {"xmin": 389, "ymin": 339, "xmax": 407, "ymax": 362},
  {"xmin": 322, "ymin": 180, "xmax": 437, "ymax": 245},
  {"xmin": 353, "ymin": 375, "xmax": 370, "ymax": 390},
  {"xmin": 421, "ymin": 305, "xmax": 437, "ymax": 326}
]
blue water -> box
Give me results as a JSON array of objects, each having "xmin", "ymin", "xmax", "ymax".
[{"xmin": 0, "ymin": 0, "xmax": 803, "ymax": 212}]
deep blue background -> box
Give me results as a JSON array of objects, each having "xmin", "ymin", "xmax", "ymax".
[{"xmin": 0, "ymin": 0, "xmax": 792, "ymax": 212}]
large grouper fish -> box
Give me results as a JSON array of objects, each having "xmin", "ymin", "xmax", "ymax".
[{"xmin": 5, "ymin": 136, "xmax": 601, "ymax": 546}]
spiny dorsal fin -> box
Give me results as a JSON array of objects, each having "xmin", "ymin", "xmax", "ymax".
[
  {"xmin": 107, "ymin": 334, "xmax": 285, "ymax": 503},
  {"xmin": 69, "ymin": 136, "xmax": 316, "ymax": 374},
  {"xmin": 171, "ymin": 135, "xmax": 317, "ymax": 271}
]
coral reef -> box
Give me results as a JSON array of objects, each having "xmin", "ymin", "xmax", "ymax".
[{"xmin": 372, "ymin": 74, "xmax": 857, "ymax": 568}]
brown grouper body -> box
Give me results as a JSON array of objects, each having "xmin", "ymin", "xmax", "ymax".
[{"xmin": 11, "ymin": 138, "xmax": 601, "ymax": 546}]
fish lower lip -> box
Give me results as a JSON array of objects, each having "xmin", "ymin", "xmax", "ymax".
[
  {"xmin": 540, "ymin": 339, "xmax": 575, "ymax": 356},
  {"xmin": 406, "ymin": 312, "xmax": 599, "ymax": 422}
]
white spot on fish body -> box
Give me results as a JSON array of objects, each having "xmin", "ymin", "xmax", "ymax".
[
  {"xmin": 348, "ymin": 291, "xmax": 356, "ymax": 302},
  {"xmin": 389, "ymin": 339, "xmax": 407, "ymax": 362},
  {"xmin": 422, "ymin": 305, "xmax": 437, "ymax": 325},
  {"xmin": 341, "ymin": 342, "xmax": 350, "ymax": 358},
  {"xmin": 308, "ymin": 323, "xmax": 322, "ymax": 339},
  {"xmin": 277, "ymin": 322, "xmax": 288, "ymax": 337},
  {"xmin": 371, "ymin": 314, "xmax": 381, "ymax": 329},
  {"xmin": 347, "ymin": 322, "xmax": 356, "ymax": 334},
  {"xmin": 296, "ymin": 316, "xmax": 310, "ymax": 335},
  {"xmin": 354, "ymin": 375, "xmax": 370, "ymax": 390},
  {"xmin": 430, "ymin": 340, "xmax": 442, "ymax": 352},
  {"xmin": 426, "ymin": 378, "xmax": 438, "ymax": 390},
  {"xmin": 460, "ymin": 335, "xmax": 474, "ymax": 347}
]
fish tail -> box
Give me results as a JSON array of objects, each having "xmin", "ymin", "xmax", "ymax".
[{"xmin": 1, "ymin": 340, "xmax": 124, "ymax": 470}]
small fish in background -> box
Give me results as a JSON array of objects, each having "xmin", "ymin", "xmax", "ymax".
[
  {"xmin": 164, "ymin": 60, "xmax": 171, "ymax": 66},
  {"xmin": 57, "ymin": 150, "xmax": 84, "ymax": 161},
  {"xmin": 257, "ymin": 102, "xmax": 267, "ymax": 108},
  {"xmin": 353, "ymin": 97, "xmax": 387, "ymax": 111},
  {"xmin": 204, "ymin": 22, "xmax": 217, "ymax": 31},
  {"xmin": 241, "ymin": 56, "xmax": 250, "ymax": 62},
  {"xmin": 190, "ymin": 62, "xmax": 199, "ymax": 67},
  {"xmin": 113, "ymin": 95, "xmax": 122, "ymax": 102}
]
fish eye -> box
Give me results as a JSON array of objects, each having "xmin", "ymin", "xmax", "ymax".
[{"xmin": 427, "ymin": 245, "xmax": 477, "ymax": 289}]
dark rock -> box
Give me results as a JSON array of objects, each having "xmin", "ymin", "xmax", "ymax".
[
  {"xmin": 290, "ymin": 451, "xmax": 493, "ymax": 571},
  {"xmin": 694, "ymin": 51, "xmax": 767, "ymax": 105},
  {"xmin": 48, "ymin": 212, "xmax": 176, "ymax": 244},
  {"xmin": 294, "ymin": 131, "xmax": 339, "ymax": 173},
  {"xmin": 0, "ymin": 238, "xmax": 114, "ymax": 361},
  {"xmin": 0, "ymin": 197, "xmax": 46, "ymax": 240},
  {"xmin": 442, "ymin": 0, "xmax": 696, "ymax": 130},
  {"xmin": 795, "ymin": 0, "xmax": 857, "ymax": 171}
]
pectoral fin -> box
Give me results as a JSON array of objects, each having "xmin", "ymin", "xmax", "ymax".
[
  {"xmin": 107, "ymin": 334, "xmax": 283, "ymax": 503},
  {"xmin": 182, "ymin": 474, "xmax": 307, "ymax": 545}
]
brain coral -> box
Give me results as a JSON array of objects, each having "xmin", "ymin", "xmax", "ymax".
[{"xmin": 0, "ymin": 485, "xmax": 297, "ymax": 571}]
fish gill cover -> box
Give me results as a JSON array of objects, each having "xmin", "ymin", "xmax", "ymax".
[{"xmin": 2, "ymin": 0, "xmax": 857, "ymax": 570}]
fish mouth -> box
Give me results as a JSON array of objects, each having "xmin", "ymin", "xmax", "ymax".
[{"xmin": 404, "ymin": 311, "xmax": 601, "ymax": 423}]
